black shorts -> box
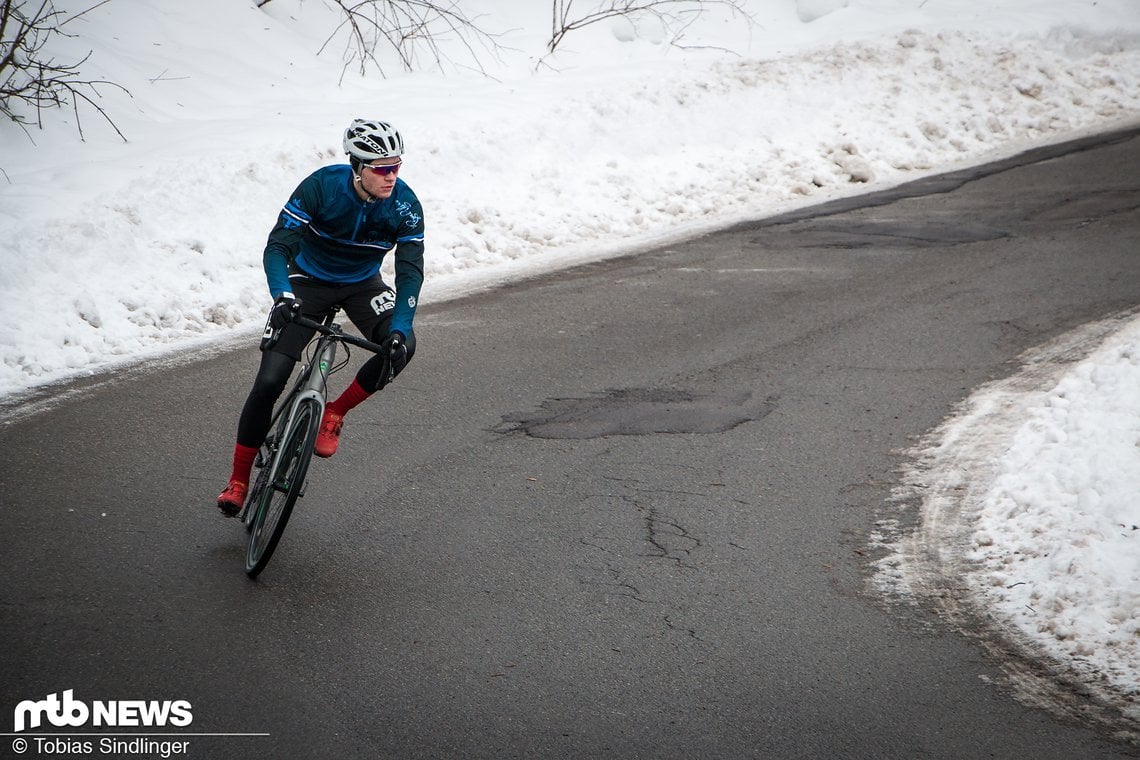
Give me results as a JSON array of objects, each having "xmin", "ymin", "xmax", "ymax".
[{"xmin": 264, "ymin": 268, "xmax": 395, "ymax": 361}]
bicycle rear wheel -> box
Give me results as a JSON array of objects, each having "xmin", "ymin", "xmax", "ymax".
[{"xmin": 245, "ymin": 397, "xmax": 321, "ymax": 577}]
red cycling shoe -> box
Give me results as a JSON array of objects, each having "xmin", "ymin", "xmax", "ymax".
[
  {"xmin": 217, "ymin": 480, "xmax": 247, "ymax": 517},
  {"xmin": 315, "ymin": 410, "xmax": 344, "ymax": 458}
]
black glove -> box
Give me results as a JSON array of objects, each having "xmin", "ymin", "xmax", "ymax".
[
  {"xmin": 268, "ymin": 295, "xmax": 302, "ymax": 330},
  {"xmin": 386, "ymin": 331, "xmax": 408, "ymax": 377}
]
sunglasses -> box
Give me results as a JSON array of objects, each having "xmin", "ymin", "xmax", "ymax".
[{"xmin": 362, "ymin": 160, "xmax": 402, "ymax": 176}]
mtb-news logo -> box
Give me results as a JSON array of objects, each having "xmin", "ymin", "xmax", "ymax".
[{"xmin": 13, "ymin": 689, "xmax": 193, "ymax": 732}]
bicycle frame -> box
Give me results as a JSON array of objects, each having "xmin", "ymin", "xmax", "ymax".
[
  {"xmin": 276, "ymin": 323, "xmax": 339, "ymax": 447},
  {"xmin": 241, "ymin": 309, "xmax": 389, "ymax": 576},
  {"xmin": 252, "ymin": 314, "xmax": 342, "ymax": 501}
]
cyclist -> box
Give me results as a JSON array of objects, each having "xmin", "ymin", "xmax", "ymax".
[{"xmin": 217, "ymin": 118, "xmax": 425, "ymax": 516}]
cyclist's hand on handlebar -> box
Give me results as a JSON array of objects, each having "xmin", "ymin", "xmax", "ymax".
[
  {"xmin": 269, "ymin": 294, "xmax": 302, "ymax": 330},
  {"xmin": 386, "ymin": 331, "xmax": 408, "ymax": 376}
]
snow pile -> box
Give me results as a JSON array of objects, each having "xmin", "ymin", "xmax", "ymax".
[{"xmin": 969, "ymin": 319, "xmax": 1140, "ymax": 702}]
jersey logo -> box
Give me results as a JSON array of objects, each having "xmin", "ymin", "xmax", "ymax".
[
  {"xmin": 395, "ymin": 199, "xmax": 422, "ymax": 229},
  {"xmin": 282, "ymin": 199, "xmax": 307, "ymax": 229}
]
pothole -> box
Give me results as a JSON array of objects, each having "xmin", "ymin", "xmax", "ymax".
[
  {"xmin": 497, "ymin": 387, "xmax": 775, "ymax": 439},
  {"xmin": 805, "ymin": 220, "xmax": 1009, "ymax": 248}
]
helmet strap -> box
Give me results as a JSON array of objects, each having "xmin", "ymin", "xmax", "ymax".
[{"xmin": 348, "ymin": 157, "xmax": 377, "ymax": 203}]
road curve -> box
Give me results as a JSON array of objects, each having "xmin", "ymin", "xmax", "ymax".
[{"xmin": 2, "ymin": 127, "xmax": 1138, "ymax": 759}]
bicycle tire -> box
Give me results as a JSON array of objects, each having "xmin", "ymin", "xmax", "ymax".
[
  {"xmin": 241, "ymin": 445, "xmax": 271, "ymax": 534},
  {"xmin": 245, "ymin": 397, "xmax": 321, "ymax": 577}
]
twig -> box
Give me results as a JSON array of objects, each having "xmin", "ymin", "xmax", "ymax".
[
  {"xmin": 544, "ymin": 0, "xmax": 752, "ymax": 63},
  {"xmin": 1, "ymin": 0, "xmax": 130, "ymax": 141},
  {"xmin": 311, "ymin": 0, "xmax": 503, "ymax": 78}
]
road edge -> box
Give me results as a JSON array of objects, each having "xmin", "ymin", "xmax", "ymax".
[{"xmin": 872, "ymin": 307, "xmax": 1140, "ymax": 746}]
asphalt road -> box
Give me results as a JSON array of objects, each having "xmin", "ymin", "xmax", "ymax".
[{"xmin": 2, "ymin": 127, "xmax": 1139, "ymax": 759}]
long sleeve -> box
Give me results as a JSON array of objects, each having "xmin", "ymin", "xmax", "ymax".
[
  {"xmin": 262, "ymin": 175, "xmax": 321, "ymax": 298},
  {"xmin": 390, "ymin": 238, "xmax": 424, "ymax": 336}
]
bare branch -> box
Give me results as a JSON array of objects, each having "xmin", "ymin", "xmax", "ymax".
[
  {"xmin": 1, "ymin": 0, "xmax": 130, "ymax": 141},
  {"xmin": 547, "ymin": 0, "xmax": 752, "ymax": 57},
  {"xmin": 304, "ymin": 0, "xmax": 504, "ymax": 79}
]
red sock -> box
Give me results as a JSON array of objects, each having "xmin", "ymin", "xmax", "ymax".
[
  {"xmin": 230, "ymin": 443, "xmax": 258, "ymax": 486},
  {"xmin": 326, "ymin": 378, "xmax": 372, "ymax": 418}
]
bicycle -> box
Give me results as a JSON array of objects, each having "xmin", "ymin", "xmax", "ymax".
[{"xmin": 239, "ymin": 309, "xmax": 390, "ymax": 578}]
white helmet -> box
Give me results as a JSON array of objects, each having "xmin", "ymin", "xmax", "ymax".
[{"xmin": 343, "ymin": 119, "xmax": 404, "ymax": 161}]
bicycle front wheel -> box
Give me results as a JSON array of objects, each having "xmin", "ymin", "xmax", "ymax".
[
  {"xmin": 245, "ymin": 397, "xmax": 321, "ymax": 578},
  {"xmin": 241, "ymin": 443, "xmax": 272, "ymax": 533}
]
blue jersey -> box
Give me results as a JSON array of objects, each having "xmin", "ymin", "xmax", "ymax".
[{"xmin": 263, "ymin": 165, "xmax": 425, "ymax": 336}]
